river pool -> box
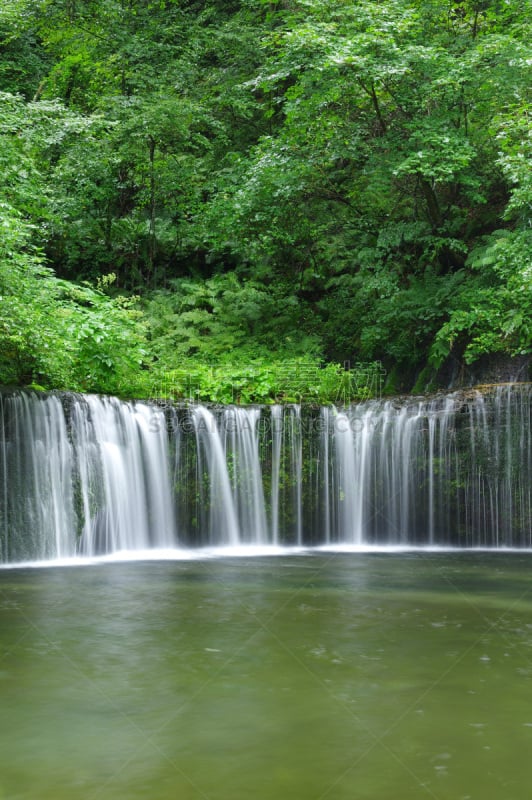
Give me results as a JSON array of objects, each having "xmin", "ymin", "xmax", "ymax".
[{"xmin": 1, "ymin": 551, "xmax": 532, "ymax": 799}]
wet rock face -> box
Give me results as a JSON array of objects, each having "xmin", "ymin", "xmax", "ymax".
[
  {"xmin": 474, "ymin": 354, "xmax": 531, "ymax": 385},
  {"xmin": 437, "ymin": 353, "xmax": 531, "ymax": 390}
]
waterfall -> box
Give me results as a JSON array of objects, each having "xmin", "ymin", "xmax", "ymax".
[
  {"xmin": 320, "ymin": 407, "xmax": 332, "ymax": 544},
  {"xmin": 0, "ymin": 385, "xmax": 531, "ymax": 561},
  {"xmin": 192, "ymin": 406, "xmax": 240, "ymax": 546},
  {"xmin": 0, "ymin": 393, "xmax": 177, "ymax": 560},
  {"xmin": 270, "ymin": 405, "xmax": 283, "ymax": 545},
  {"xmin": 287, "ymin": 405, "xmax": 303, "ymax": 546},
  {"xmin": 0, "ymin": 393, "xmax": 76, "ymax": 561},
  {"xmin": 73, "ymin": 397, "xmax": 177, "ymax": 554},
  {"xmin": 223, "ymin": 407, "xmax": 268, "ymax": 544}
]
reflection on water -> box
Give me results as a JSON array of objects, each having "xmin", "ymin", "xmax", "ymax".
[{"xmin": 1, "ymin": 553, "xmax": 532, "ymax": 799}]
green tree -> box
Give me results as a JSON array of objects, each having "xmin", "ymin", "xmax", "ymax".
[{"xmin": 1, "ymin": 0, "xmax": 530, "ymax": 395}]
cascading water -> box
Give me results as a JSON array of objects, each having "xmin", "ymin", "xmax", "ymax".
[
  {"xmin": 73, "ymin": 396, "xmax": 177, "ymax": 554},
  {"xmin": 224, "ymin": 406, "xmax": 268, "ymax": 544},
  {"xmin": 270, "ymin": 405, "xmax": 283, "ymax": 545},
  {"xmin": 0, "ymin": 393, "xmax": 76, "ymax": 561},
  {"xmin": 0, "ymin": 384, "xmax": 531, "ymax": 562},
  {"xmin": 0, "ymin": 393, "xmax": 177, "ymax": 561},
  {"xmin": 192, "ymin": 406, "xmax": 240, "ymax": 546}
]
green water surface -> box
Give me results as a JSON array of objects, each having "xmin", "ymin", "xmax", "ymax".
[{"xmin": 1, "ymin": 552, "xmax": 532, "ymax": 800}]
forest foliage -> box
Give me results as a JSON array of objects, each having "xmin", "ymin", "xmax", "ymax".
[{"xmin": 0, "ymin": 0, "xmax": 530, "ymax": 400}]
